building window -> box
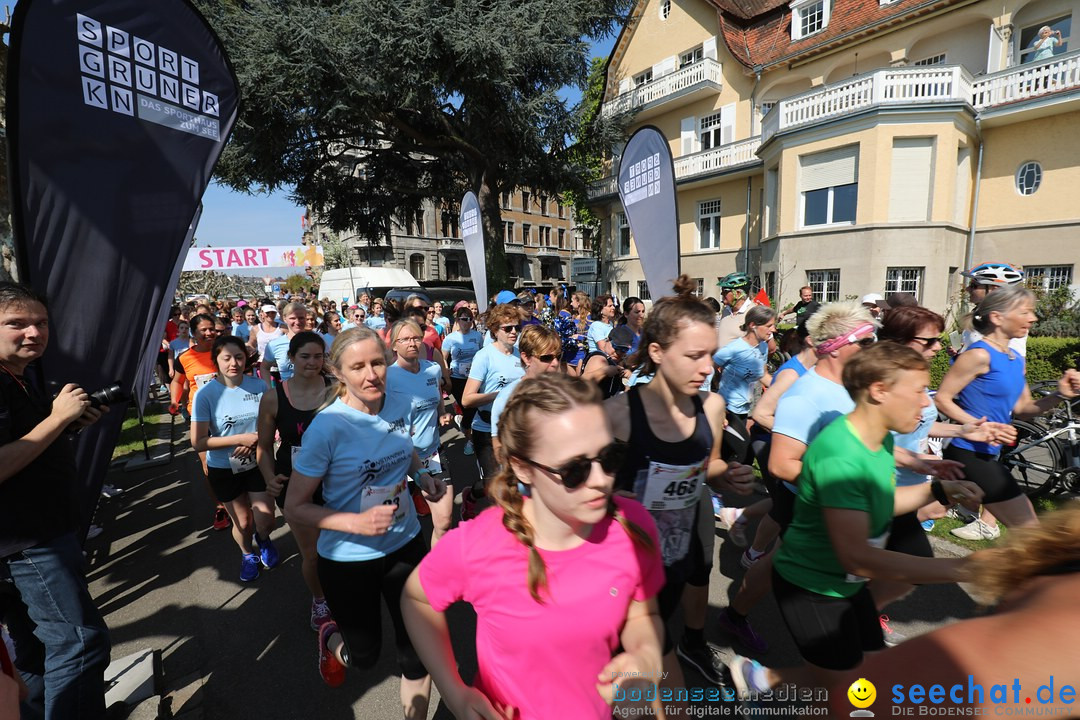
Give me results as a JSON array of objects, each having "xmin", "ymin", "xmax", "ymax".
[
  {"xmin": 886, "ymin": 267, "xmax": 924, "ymax": 301},
  {"xmin": 504, "ymin": 221, "xmax": 515, "ymax": 244},
  {"xmin": 542, "ymin": 261, "xmax": 562, "ymax": 281},
  {"xmin": 800, "ymin": 146, "xmax": 858, "ymax": 228},
  {"xmin": 445, "ymin": 258, "xmax": 463, "ymax": 281},
  {"xmin": 1016, "ymin": 161, "xmax": 1042, "ymax": 195},
  {"xmin": 791, "ymin": 0, "xmax": 828, "ymax": 40},
  {"xmin": 539, "ymin": 226, "xmax": 552, "ymax": 247},
  {"xmin": 660, "ymin": 0, "xmax": 671, "ymax": 20},
  {"xmin": 1027, "ymin": 265, "xmax": 1073, "ymax": 290},
  {"xmin": 680, "ymin": 46, "xmax": 704, "ymax": 68},
  {"xmin": 616, "ymin": 281, "xmax": 630, "ymax": 299},
  {"xmin": 557, "ymin": 201, "xmax": 565, "ymax": 218},
  {"xmin": 539, "ymin": 196, "xmax": 548, "ymax": 215},
  {"xmin": 1019, "ymin": 16, "xmax": 1071, "ymax": 63},
  {"xmin": 501, "ymin": 191, "xmax": 512, "ymax": 209},
  {"xmin": 522, "ymin": 223, "xmax": 532, "ymax": 245},
  {"xmin": 765, "ymin": 271, "xmax": 776, "ymax": 300},
  {"xmin": 616, "ymin": 212, "xmax": 631, "ymax": 256},
  {"xmin": 409, "ymin": 253, "xmax": 426, "ymax": 281},
  {"xmin": 693, "ymin": 278, "xmax": 705, "ymax": 296},
  {"xmin": 441, "ymin": 210, "xmax": 458, "ymax": 238},
  {"xmin": 521, "ymin": 190, "xmax": 531, "ymax": 212},
  {"xmin": 698, "ymin": 199, "xmax": 722, "ymax": 249},
  {"xmin": 633, "ymin": 69, "xmax": 653, "ymax": 87},
  {"xmin": 807, "ymin": 269, "xmax": 840, "ymax": 302},
  {"xmin": 914, "ymin": 53, "xmax": 947, "ymax": 66},
  {"xmin": 637, "ymin": 281, "xmax": 652, "ymax": 301},
  {"xmin": 558, "ymin": 228, "xmax": 566, "ymax": 249}
]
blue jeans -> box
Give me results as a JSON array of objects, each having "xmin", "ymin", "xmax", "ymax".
[{"xmin": 0, "ymin": 533, "xmax": 111, "ymax": 720}]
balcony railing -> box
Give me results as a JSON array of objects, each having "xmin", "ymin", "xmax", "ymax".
[
  {"xmin": 601, "ymin": 58, "xmax": 723, "ymax": 118},
  {"xmin": 586, "ymin": 136, "xmax": 762, "ymax": 200},
  {"xmin": 437, "ymin": 238, "xmax": 463, "ymax": 249},
  {"xmin": 674, "ymin": 137, "xmax": 761, "ymax": 179},
  {"xmin": 535, "ymin": 246, "xmax": 562, "ymax": 257},
  {"xmin": 971, "ymin": 50, "xmax": 1080, "ymax": 108}
]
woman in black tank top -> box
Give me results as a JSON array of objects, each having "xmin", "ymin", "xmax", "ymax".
[
  {"xmin": 256, "ymin": 331, "xmax": 334, "ymax": 632},
  {"xmin": 603, "ymin": 276, "xmax": 757, "ymax": 697}
]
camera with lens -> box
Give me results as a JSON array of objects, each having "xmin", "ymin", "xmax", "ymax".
[{"xmin": 88, "ymin": 382, "xmax": 127, "ymax": 409}]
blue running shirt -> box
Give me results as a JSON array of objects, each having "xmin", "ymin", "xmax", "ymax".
[
  {"xmin": 191, "ymin": 376, "xmax": 266, "ymax": 469},
  {"xmin": 263, "ymin": 333, "xmax": 295, "ymax": 380},
  {"xmin": 442, "ymin": 330, "xmax": 484, "ymax": 379},
  {"xmin": 467, "ymin": 345, "xmax": 525, "ymax": 433},
  {"xmin": 387, "ymin": 361, "xmax": 444, "ymax": 459},
  {"xmin": 712, "ymin": 338, "xmax": 768, "ymax": 415}
]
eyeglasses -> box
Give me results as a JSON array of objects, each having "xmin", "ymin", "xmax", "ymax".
[
  {"xmin": 511, "ymin": 442, "xmax": 627, "ymax": 490},
  {"xmin": 427, "ymin": 309, "xmax": 436, "ymax": 314},
  {"xmin": 456, "ymin": 316, "xmax": 472, "ymax": 322},
  {"xmin": 912, "ymin": 336, "xmax": 943, "ymax": 347},
  {"xmin": 395, "ymin": 336, "xmax": 424, "ymax": 345},
  {"xmin": 533, "ymin": 353, "xmax": 558, "ymax": 363},
  {"xmin": 500, "ymin": 324, "xmax": 521, "ymax": 334}
]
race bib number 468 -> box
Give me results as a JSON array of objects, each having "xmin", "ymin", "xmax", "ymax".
[{"xmin": 641, "ymin": 461, "xmax": 704, "ymax": 512}]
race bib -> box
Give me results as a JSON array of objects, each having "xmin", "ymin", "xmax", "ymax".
[
  {"xmin": 458, "ymin": 362, "xmax": 471, "ymax": 378},
  {"xmin": 421, "ymin": 451, "xmax": 442, "ymax": 476},
  {"xmin": 358, "ymin": 477, "xmax": 409, "ymax": 526},
  {"xmin": 641, "ymin": 460, "xmax": 705, "ymax": 512},
  {"xmin": 229, "ymin": 452, "xmax": 257, "ymax": 475},
  {"xmin": 845, "ymin": 530, "xmax": 891, "ymax": 584},
  {"xmin": 193, "ymin": 373, "xmax": 216, "ymax": 391}
]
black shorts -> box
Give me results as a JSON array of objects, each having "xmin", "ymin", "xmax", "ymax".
[
  {"xmin": 687, "ymin": 486, "xmax": 714, "ymax": 588},
  {"xmin": 317, "ymin": 535, "xmax": 428, "ymax": 680},
  {"xmin": 886, "ymin": 510, "xmax": 933, "ymax": 558},
  {"xmin": 450, "ymin": 376, "xmax": 477, "ymax": 430},
  {"xmin": 721, "ymin": 411, "xmax": 752, "ymax": 466},
  {"xmin": 206, "ymin": 465, "xmax": 267, "ymax": 504},
  {"xmin": 273, "ymin": 477, "xmax": 325, "ymax": 511},
  {"xmin": 772, "ymin": 567, "xmax": 885, "ymax": 671},
  {"xmin": 768, "ymin": 482, "xmax": 797, "ymax": 533},
  {"xmin": 472, "ymin": 430, "xmax": 499, "ymax": 486},
  {"xmin": 943, "ymin": 445, "xmax": 1023, "ymax": 504}
]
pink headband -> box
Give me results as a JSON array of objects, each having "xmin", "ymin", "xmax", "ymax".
[{"xmin": 815, "ymin": 323, "xmax": 876, "ymax": 355}]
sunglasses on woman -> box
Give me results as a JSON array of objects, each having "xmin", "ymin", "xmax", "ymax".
[
  {"xmin": 500, "ymin": 324, "xmax": 521, "ymax": 334},
  {"xmin": 511, "ymin": 441, "xmax": 627, "ymax": 490}
]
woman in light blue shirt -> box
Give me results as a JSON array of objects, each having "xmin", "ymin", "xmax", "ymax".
[
  {"xmin": 712, "ymin": 305, "xmax": 776, "ymax": 465},
  {"xmin": 284, "ymin": 326, "xmax": 446, "ymax": 708},
  {"xmin": 441, "ymin": 308, "xmax": 484, "ymax": 455}
]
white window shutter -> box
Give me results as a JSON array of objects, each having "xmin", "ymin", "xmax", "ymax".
[
  {"xmin": 799, "ymin": 146, "xmax": 859, "ymax": 191},
  {"xmin": 653, "ymin": 55, "xmax": 677, "ymax": 77},
  {"xmin": 681, "ymin": 116, "xmax": 696, "ymax": 155},
  {"xmin": 704, "ymin": 37, "xmax": 718, "ymax": 60},
  {"xmin": 888, "ymin": 138, "xmax": 934, "ymax": 222},
  {"xmin": 720, "ymin": 103, "xmax": 736, "ymax": 145},
  {"xmin": 618, "ymin": 77, "xmax": 631, "ymax": 94},
  {"xmin": 987, "ymin": 24, "xmax": 1004, "ymax": 73}
]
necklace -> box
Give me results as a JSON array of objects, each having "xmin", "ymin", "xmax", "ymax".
[{"xmin": 984, "ymin": 338, "xmax": 1015, "ymax": 360}]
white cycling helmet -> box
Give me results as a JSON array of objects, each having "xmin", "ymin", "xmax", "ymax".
[{"xmin": 961, "ymin": 262, "xmax": 1025, "ymax": 286}]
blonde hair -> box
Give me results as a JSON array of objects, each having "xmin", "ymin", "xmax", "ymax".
[
  {"xmin": 968, "ymin": 506, "xmax": 1080, "ymax": 605},
  {"xmin": 493, "ymin": 373, "xmax": 655, "ymax": 602},
  {"xmin": 518, "ymin": 324, "xmax": 561, "ymax": 359},
  {"xmin": 282, "ymin": 301, "xmax": 308, "ymax": 319},
  {"xmin": 318, "ymin": 326, "xmax": 393, "ymax": 412},
  {"xmin": 805, "ymin": 301, "xmax": 875, "ymax": 344},
  {"xmin": 388, "ymin": 318, "xmax": 424, "ymax": 347}
]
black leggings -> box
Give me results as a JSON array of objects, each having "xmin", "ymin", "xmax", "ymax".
[
  {"xmin": 943, "ymin": 445, "xmax": 1023, "ymax": 504},
  {"xmin": 450, "ymin": 376, "xmax": 477, "ymax": 431},
  {"xmin": 472, "ymin": 430, "xmax": 499, "ymax": 492},
  {"xmin": 721, "ymin": 411, "xmax": 753, "ymax": 466},
  {"xmin": 316, "ymin": 535, "xmax": 428, "ymax": 680}
]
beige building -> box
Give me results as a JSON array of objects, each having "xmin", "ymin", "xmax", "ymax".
[
  {"xmin": 309, "ymin": 189, "xmax": 585, "ymax": 287},
  {"xmin": 588, "ymin": 0, "xmax": 1080, "ymax": 311}
]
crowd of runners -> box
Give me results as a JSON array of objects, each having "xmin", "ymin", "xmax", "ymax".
[{"xmin": 4, "ymin": 262, "xmax": 1080, "ymax": 720}]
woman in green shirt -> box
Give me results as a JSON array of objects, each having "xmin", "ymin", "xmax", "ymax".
[{"xmin": 728, "ymin": 343, "xmax": 984, "ymax": 691}]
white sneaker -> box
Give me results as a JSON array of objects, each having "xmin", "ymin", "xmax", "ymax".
[{"xmin": 950, "ymin": 519, "xmax": 1001, "ymax": 540}]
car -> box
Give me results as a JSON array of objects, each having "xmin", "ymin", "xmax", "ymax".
[{"xmin": 423, "ymin": 285, "xmax": 477, "ymax": 317}]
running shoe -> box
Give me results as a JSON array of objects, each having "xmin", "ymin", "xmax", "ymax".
[
  {"xmin": 716, "ymin": 609, "xmax": 769, "ymax": 653},
  {"xmin": 719, "ymin": 507, "xmax": 748, "ymax": 547},
  {"xmin": 240, "ymin": 553, "xmax": 261, "ymax": 582},
  {"xmin": 86, "ymin": 524, "xmax": 104, "ymax": 540},
  {"xmin": 726, "ymin": 655, "xmax": 770, "ymax": 696},
  {"xmin": 740, "ymin": 548, "xmax": 764, "ymax": 569},
  {"xmin": 462, "ymin": 440, "xmax": 474, "ymax": 456},
  {"xmin": 879, "ymin": 615, "xmax": 907, "ymax": 647},
  {"xmin": 258, "ymin": 536, "xmax": 280, "ymax": 570},
  {"xmin": 310, "ymin": 598, "xmax": 333, "ymax": 632},
  {"xmin": 212, "ymin": 505, "xmax": 231, "ymax": 531},
  {"xmin": 460, "ymin": 486, "xmax": 479, "ymax": 521},
  {"xmin": 950, "ymin": 519, "xmax": 1000, "ymax": 540},
  {"xmin": 920, "ymin": 518, "xmax": 935, "ymax": 532},
  {"xmin": 711, "ymin": 494, "xmax": 724, "ymax": 520},
  {"xmin": 675, "ymin": 638, "xmax": 729, "ymax": 687},
  {"xmin": 100, "ymin": 483, "xmax": 123, "ymax": 498},
  {"xmin": 318, "ymin": 621, "xmax": 346, "ymax": 687}
]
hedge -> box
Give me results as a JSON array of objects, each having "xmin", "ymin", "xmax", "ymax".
[{"xmin": 929, "ymin": 337, "xmax": 1080, "ymax": 389}]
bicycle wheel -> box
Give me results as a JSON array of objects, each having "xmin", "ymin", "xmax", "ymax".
[{"xmin": 1000, "ymin": 419, "xmax": 1063, "ymax": 499}]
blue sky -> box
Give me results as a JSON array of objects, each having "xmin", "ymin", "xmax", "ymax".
[{"xmin": 196, "ymin": 32, "xmax": 619, "ymax": 247}]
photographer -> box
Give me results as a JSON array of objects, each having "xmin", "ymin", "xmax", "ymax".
[{"xmin": 0, "ymin": 282, "xmax": 111, "ymax": 720}]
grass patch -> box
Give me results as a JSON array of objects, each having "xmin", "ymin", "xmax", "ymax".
[
  {"xmin": 111, "ymin": 403, "xmax": 172, "ymax": 462},
  {"xmin": 930, "ymin": 493, "xmax": 1077, "ymax": 551}
]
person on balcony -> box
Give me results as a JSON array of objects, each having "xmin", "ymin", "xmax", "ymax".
[{"xmin": 1030, "ymin": 25, "xmax": 1063, "ymax": 62}]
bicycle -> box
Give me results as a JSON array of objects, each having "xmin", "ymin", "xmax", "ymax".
[{"xmin": 1000, "ymin": 381, "xmax": 1080, "ymax": 498}]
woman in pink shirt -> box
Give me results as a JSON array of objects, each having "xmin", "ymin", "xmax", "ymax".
[{"xmin": 402, "ymin": 373, "xmax": 665, "ymax": 719}]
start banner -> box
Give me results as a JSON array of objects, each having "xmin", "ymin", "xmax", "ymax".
[{"xmin": 184, "ymin": 244, "xmax": 325, "ymax": 270}]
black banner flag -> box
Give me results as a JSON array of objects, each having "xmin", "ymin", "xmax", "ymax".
[{"xmin": 7, "ymin": 0, "xmax": 239, "ymax": 531}]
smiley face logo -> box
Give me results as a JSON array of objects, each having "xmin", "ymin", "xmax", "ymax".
[{"xmin": 848, "ymin": 678, "xmax": 876, "ymax": 709}]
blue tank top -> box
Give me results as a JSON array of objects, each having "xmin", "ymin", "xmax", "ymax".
[
  {"xmin": 775, "ymin": 355, "xmax": 808, "ymax": 378},
  {"xmin": 951, "ymin": 340, "xmax": 1026, "ymax": 456}
]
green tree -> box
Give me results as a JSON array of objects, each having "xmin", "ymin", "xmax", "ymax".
[
  {"xmin": 197, "ymin": 0, "xmax": 631, "ymax": 291},
  {"xmin": 283, "ymin": 273, "xmax": 309, "ymax": 294}
]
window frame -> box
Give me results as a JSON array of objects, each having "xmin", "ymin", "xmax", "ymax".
[
  {"xmin": 801, "ymin": 182, "xmax": 858, "ymax": 228},
  {"xmin": 807, "ymin": 269, "xmax": 841, "ymax": 302},
  {"xmin": 521, "ymin": 190, "xmax": 531, "ymax": 213},
  {"xmin": 1015, "ymin": 161, "xmax": 1043, "ymax": 195},
  {"xmin": 791, "ymin": 0, "xmax": 829, "ymax": 40},
  {"xmin": 633, "ymin": 69, "xmax": 653, "ymax": 87},
  {"xmin": 1026, "ymin": 265, "xmax": 1073, "ymax": 291},
  {"xmin": 660, "ymin": 0, "xmax": 672, "ymax": 20},
  {"xmin": 616, "ymin": 281, "xmax": 630, "ymax": 299},
  {"xmin": 913, "ymin": 53, "xmax": 947, "ymax": 66},
  {"xmin": 1018, "ymin": 15, "xmax": 1071, "ymax": 64},
  {"xmin": 885, "ymin": 267, "xmax": 925, "ymax": 302},
  {"xmin": 697, "ymin": 199, "xmax": 722, "ymax": 250},
  {"xmin": 522, "ymin": 222, "xmax": 532, "ymax": 246},
  {"xmin": 615, "ymin": 212, "xmax": 632, "ymax": 257},
  {"xmin": 680, "ymin": 46, "xmax": 704, "ymax": 68},
  {"xmin": 637, "ymin": 281, "xmax": 652, "ymax": 301}
]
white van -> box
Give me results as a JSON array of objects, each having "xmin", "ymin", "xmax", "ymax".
[{"xmin": 317, "ymin": 267, "xmax": 424, "ymax": 305}]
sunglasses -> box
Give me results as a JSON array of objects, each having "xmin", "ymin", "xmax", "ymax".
[
  {"xmin": 456, "ymin": 316, "xmax": 473, "ymax": 322},
  {"xmin": 855, "ymin": 336, "xmax": 877, "ymax": 348},
  {"xmin": 512, "ymin": 441, "xmax": 627, "ymax": 489},
  {"xmin": 912, "ymin": 335, "xmax": 942, "ymax": 347},
  {"xmin": 411, "ymin": 306, "xmax": 430, "ymax": 314},
  {"xmin": 500, "ymin": 324, "xmax": 521, "ymax": 334},
  {"xmin": 532, "ymin": 353, "xmax": 558, "ymax": 363}
]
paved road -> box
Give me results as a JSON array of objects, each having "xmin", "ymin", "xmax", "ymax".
[{"xmin": 87, "ymin": 418, "xmax": 979, "ymax": 719}]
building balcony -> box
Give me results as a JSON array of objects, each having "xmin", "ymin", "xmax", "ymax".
[
  {"xmin": 505, "ymin": 241, "xmax": 526, "ymax": 255},
  {"xmin": 534, "ymin": 246, "xmax": 562, "ymax": 257},
  {"xmin": 601, "ymin": 58, "xmax": 723, "ymax": 121},
  {"xmin": 761, "ymin": 53, "xmax": 1080, "ymax": 143},
  {"xmin": 437, "ymin": 238, "xmax": 464, "ymax": 250},
  {"xmin": 586, "ymin": 136, "xmax": 762, "ymax": 201}
]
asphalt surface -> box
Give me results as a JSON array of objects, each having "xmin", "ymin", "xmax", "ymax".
[{"xmin": 86, "ymin": 414, "xmax": 981, "ymax": 719}]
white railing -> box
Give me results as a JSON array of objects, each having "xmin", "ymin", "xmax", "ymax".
[
  {"xmin": 972, "ymin": 50, "xmax": 1080, "ymax": 108},
  {"xmin": 764, "ymin": 66, "xmax": 971, "ymax": 141},
  {"xmin": 674, "ymin": 136, "xmax": 761, "ymax": 178},
  {"xmin": 535, "ymin": 246, "xmax": 562, "ymax": 256},
  {"xmin": 438, "ymin": 238, "xmax": 463, "ymax": 248},
  {"xmin": 587, "ymin": 175, "xmax": 618, "ymax": 198},
  {"xmin": 601, "ymin": 58, "xmax": 723, "ymax": 117}
]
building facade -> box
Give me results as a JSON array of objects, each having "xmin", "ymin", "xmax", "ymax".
[
  {"xmin": 588, "ymin": 0, "xmax": 1080, "ymax": 311},
  {"xmin": 309, "ymin": 190, "xmax": 585, "ymax": 288}
]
